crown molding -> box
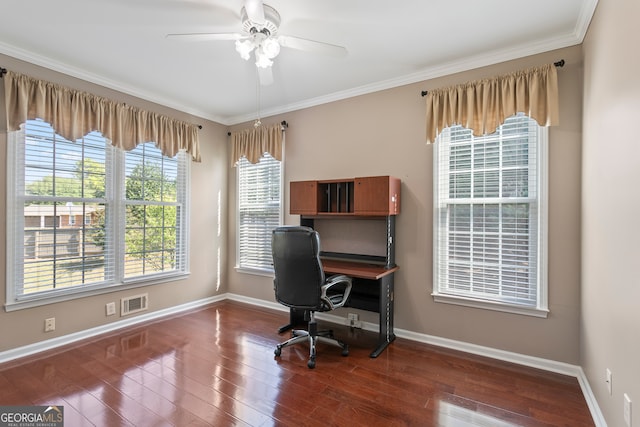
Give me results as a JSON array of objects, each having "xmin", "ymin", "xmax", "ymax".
[
  {"xmin": 0, "ymin": 42, "xmax": 226, "ymax": 125},
  {"xmin": 225, "ymin": 31, "xmax": 584, "ymax": 125},
  {"xmin": 0, "ymin": 0, "xmax": 597, "ymax": 127}
]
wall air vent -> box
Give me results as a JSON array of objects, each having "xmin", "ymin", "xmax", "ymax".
[{"xmin": 121, "ymin": 293, "xmax": 148, "ymax": 316}]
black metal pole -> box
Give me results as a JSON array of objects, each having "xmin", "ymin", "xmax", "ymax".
[
  {"xmin": 421, "ymin": 59, "xmax": 565, "ymax": 96},
  {"xmin": 228, "ymin": 120, "xmax": 288, "ymax": 136}
]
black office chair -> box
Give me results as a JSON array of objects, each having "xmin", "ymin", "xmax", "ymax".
[{"xmin": 272, "ymin": 226, "xmax": 352, "ymax": 368}]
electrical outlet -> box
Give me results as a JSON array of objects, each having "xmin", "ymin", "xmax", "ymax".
[
  {"xmin": 44, "ymin": 317, "xmax": 55, "ymax": 332},
  {"xmin": 347, "ymin": 313, "xmax": 361, "ymax": 328},
  {"xmin": 624, "ymin": 393, "xmax": 632, "ymax": 427},
  {"xmin": 606, "ymin": 368, "xmax": 612, "ymax": 395},
  {"xmin": 106, "ymin": 302, "xmax": 116, "ymax": 316}
]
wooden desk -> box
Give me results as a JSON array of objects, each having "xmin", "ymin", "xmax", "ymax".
[
  {"xmin": 288, "ymin": 176, "xmax": 401, "ymax": 358},
  {"xmin": 279, "ymin": 258, "xmax": 397, "ymax": 358},
  {"xmin": 321, "ymin": 258, "xmax": 397, "ymax": 357},
  {"xmin": 322, "ymin": 259, "xmax": 399, "ymax": 279}
]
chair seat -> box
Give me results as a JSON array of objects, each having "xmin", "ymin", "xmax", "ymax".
[{"xmin": 272, "ymin": 226, "xmax": 353, "ymax": 368}]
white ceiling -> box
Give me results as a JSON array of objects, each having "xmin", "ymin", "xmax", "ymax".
[{"xmin": 0, "ymin": 0, "xmax": 598, "ymax": 125}]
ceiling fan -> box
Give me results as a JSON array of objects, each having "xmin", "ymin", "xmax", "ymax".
[{"xmin": 167, "ymin": 0, "xmax": 347, "ymax": 85}]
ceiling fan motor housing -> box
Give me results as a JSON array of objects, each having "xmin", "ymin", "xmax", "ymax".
[{"xmin": 241, "ymin": 4, "xmax": 280, "ymax": 36}]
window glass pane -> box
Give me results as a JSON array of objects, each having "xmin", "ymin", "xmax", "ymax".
[
  {"xmin": 125, "ymin": 143, "xmax": 178, "ymax": 203},
  {"xmin": 503, "ymin": 138, "xmax": 529, "ymax": 167},
  {"xmin": 449, "ymin": 172, "xmax": 471, "ymax": 198},
  {"xmin": 473, "ymin": 170, "xmax": 499, "ymax": 198}
]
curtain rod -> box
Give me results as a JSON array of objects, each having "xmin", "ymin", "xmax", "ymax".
[
  {"xmin": 227, "ymin": 120, "xmax": 288, "ymax": 136},
  {"xmin": 420, "ymin": 59, "xmax": 565, "ymax": 97}
]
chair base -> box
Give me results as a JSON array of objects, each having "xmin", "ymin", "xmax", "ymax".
[{"xmin": 274, "ymin": 313, "xmax": 349, "ymax": 369}]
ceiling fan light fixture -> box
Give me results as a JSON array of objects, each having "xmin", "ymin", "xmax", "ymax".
[
  {"xmin": 235, "ymin": 39, "xmax": 255, "ymax": 60},
  {"xmin": 254, "ymin": 47, "xmax": 274, "ymax": 68},
  {"xmin": 261, "ymin": 37, "xmax": 280, "ymax": 59}
]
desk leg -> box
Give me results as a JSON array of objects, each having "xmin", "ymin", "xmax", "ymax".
[
  {"xmin": 370, "ymin": 274, "xmax": 396, "ymax": 358},
  {"xmin": 278, "ymin": 308, "xmax": 305, "ymax": 334}
]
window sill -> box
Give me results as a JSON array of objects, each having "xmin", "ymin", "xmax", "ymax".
[
  {"xmin": 5, "ymin": 272, "xmax": 190, "ymax": 312},
  {"xmin": 234, "ymin": 266, "xmax": 274, "ymax": 278},
  {"xmin": 432, "ymin": 293, "xmax": 549, "ymax": 318}
]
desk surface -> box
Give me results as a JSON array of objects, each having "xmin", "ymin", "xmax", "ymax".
[{"xmin": 321, "ymin": 259, "xmax": 399, "ymax": 280}]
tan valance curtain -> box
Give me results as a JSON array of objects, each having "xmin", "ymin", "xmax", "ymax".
[
  {"xmin": 425, "ymin": 63, "xmax": 559, "ymax": 143},
  {"xmin": 3, "ymin": 70, "xmax": 201, "ymax": 162},
  {"xmin": 230, "ymin": 122, "xmax": 284, "ymax": 166}
]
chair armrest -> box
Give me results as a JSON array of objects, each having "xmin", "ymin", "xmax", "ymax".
[{"xmin": 321, "ymin": 274, "xmax": 352, "ymax": 311}]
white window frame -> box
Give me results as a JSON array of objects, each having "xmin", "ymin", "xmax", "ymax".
[
  {"xmin": 432, "ymin": 114, "xmax": 548, "ymax": 317},
  {"xmin": 5, "ymin": 120, "xmax": 190, "ymax": 311},
  {"xmin": 235, "ymin": 152, "xmax": 283, "ymax": 276}
]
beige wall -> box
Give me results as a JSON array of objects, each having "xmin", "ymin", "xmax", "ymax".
[
  {"xmin": 582, "ymin": 0, "xmax": 640, "ymax": 426},
  {"xmin": 0, "ymin": 31, "xmax": 587, "ymax": 383},
  {"xmin": 0, "ymin": 54, "xmax": 229, "ymax": 352},
  {"xmin": 4, "ymin": 5, "xmax": 636, "ymax": 424},
  {"xmin": 228, "ymin": 45, "xmax": 584, "ymax": 364}
]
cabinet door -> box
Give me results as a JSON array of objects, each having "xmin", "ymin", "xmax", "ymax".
[
  {"xmin": 290, "ymin": 181, "xmax": 318, "ymax": 215},
  {"xmin": 354, "ymin": 176, "xmax": 401, "ymax": 215}
]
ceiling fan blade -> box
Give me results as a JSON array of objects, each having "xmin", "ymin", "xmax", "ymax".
[
  {"xmin": 244, "ymin": 0, "xmax": 265, "ymax": 25},
  {"xmin": 276, "ymin": 35, "xmax": 347, "ymax": 58},
  {"xmin": 258, "ymin": 67, "xmax": 273, "ymax": 86},
  {"xmin": 166, "ymin": 32, "xmax": 244, "ymax": 41}
]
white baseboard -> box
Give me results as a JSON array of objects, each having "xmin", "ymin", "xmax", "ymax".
[
  {"xmin": 226, "ymin": 293, "xmax": 287, "ymax": 313},
  {"xmin": 0, "ymin": 293, "xmax": 607, "ymax": 426},
  {"xmin": 0, "ymin": 295, "xmax": 226, "ymax": 365}
]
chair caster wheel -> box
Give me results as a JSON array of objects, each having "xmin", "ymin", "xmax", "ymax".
[
  {"xmin": 307, "ymin": 358, "xmax": 316, "ymax": 369},
  {"xmin": 342, "ymin": 346, "xmax": 349, "ymax": 357},
  {"xmin": 274, "ymin": 347, "xmax": 281, "ymax": 357}
]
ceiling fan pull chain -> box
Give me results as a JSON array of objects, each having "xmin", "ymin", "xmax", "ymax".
[{"xmin": 254, "ymin": 69, "xmax": 262, "ymax": 128}]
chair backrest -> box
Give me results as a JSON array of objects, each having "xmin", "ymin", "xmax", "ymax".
[{"xmin": 272, "ymin": 226, "xmax": 325, "ymax": 310}]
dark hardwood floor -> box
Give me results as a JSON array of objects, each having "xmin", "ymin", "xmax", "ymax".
[{"xmin": 0, "ymin": 301, "xmax": 594, "ymax": 426}]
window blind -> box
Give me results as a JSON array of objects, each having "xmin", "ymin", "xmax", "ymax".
[
  {"xmin": 14, "ymin": 119, "xmax": 115, "ymax": 297},
  {"xmin": 434, "ymin": 114, "xmax": 545, "ymax": 308},
  {"xmin": 237, "ymin": 153, "xmax": 282, "ymax": 272}
]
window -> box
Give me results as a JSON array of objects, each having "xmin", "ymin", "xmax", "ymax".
[
  {"xmin": 433, "ymin": 113, "xmax": 548, "ymax": 317},
  {"xmin": 236, "ymin": 153, "xmax": 282, "ymax": 273},
  {"xmin": 68, "ymin": 211, "xmax": 76, "ymax": 226},
  {"xmin": 123, "ymin": 142, "xmax": 188, "ymax": 279},
  {"xmin": 6, "ymin": 119, "xmax": 189, "ymax": 310}
]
